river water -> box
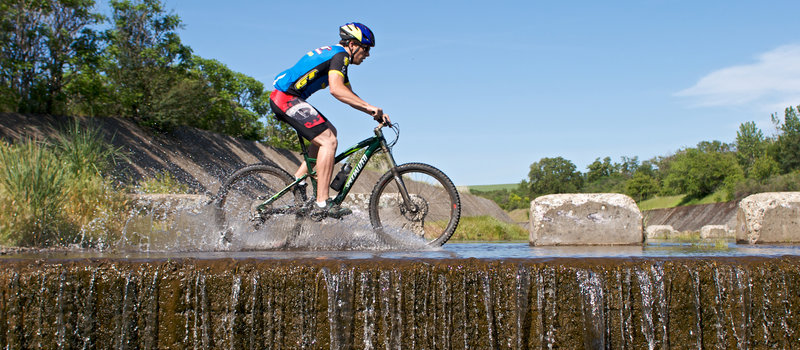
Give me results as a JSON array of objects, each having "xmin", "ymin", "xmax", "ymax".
[{"xmin": 4, "ymin": 241, "xmax": 800, "ymax": 261}]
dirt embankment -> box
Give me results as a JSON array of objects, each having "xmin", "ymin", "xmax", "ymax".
[{"xmin": 0, "ymin": 113, "xmax": 512, "ymax": 222}]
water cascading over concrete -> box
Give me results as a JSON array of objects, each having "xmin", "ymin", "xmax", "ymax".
[{"xmin": 1, "ymin": 257, "xmax": 799, "ymax": 348}]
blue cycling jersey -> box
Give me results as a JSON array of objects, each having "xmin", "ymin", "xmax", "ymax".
[{"xmin": 273, "ymin": 44, "xmax": 350, "ymax": 100}]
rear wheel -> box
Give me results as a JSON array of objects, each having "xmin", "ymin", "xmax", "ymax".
[
  {"xmin": 213, "ymin": 164, "xmax": 306, "ymax": 242},
  {"xmin": 368, "ymin": 163, "xmax": 461, "ymax": 246}
]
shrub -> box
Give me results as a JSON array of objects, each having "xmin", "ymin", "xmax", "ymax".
[{"xmin": 734, "ymin": 172, "xmax": 800, "ymax": 200}]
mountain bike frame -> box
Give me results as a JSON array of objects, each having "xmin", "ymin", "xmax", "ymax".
[{"xmin": 255, "ymin": 124, "xmax": 414, "ymax": 213}]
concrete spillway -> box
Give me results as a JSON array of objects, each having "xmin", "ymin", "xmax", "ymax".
[{"xmin": 1, "ymin": 257, "xmax": 799, "ymax": 348}]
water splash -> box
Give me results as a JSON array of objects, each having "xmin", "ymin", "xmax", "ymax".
[{"xmin": 118, "ymin": 197, "xmax": 434, "ymax": 253}]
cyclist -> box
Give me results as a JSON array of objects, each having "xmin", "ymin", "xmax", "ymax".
[{"xmin": 270, "ymin": 22, "xmax": 390, "ymax": 219}]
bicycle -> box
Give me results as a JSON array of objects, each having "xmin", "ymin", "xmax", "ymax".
[{"xmin": 212, "ymin": 123, "xmax": 461, "ymax": 247}]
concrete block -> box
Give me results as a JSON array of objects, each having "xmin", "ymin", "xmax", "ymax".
[
  {"xmin": 736, "ymin": 192, "xmax": 800, "ymax": 244},
  {"xmin": 700, "ymin": 224, "xmax": 732, "ymax": 239},
  {"xmin": 645, "ymin": 225, "xmax": 677, "ymax": 240},
  {"xmin": 530, "ymin": 193, "xmax": 643, "ymax": 246}
]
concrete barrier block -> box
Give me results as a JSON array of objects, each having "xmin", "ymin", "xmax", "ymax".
[
  {"xmin": 736, "ymin": 192, "xmax": 800, "ymax": 244},
  {"xmin": 700, "ymin": 224, "xmax": 731, "ymax": 239},
  {"xmin": 530, "ymin": 193, "xmax": 643, "ymax": 246},
  {"xmin": 645, "ymin": 225, "xmax": 677, "ymax": 240}
]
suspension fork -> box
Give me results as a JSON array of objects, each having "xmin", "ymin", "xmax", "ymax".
[{"xmin": 379, "ymin": 132, "xmax": 416, "ymax": 211}]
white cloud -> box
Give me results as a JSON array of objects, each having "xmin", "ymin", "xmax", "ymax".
[{"xmin": 676, "ymin": 44, "xmax": 800, "ymax": 111}]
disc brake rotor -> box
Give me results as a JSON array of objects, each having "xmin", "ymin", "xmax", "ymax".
[{"xmin": 400, "ymin": 196, "xmax": 429, "ymax": 222}]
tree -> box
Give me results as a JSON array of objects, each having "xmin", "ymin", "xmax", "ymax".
[
  {"xmin": 586, "ymin": 157, "xmax": 613, "ymax": 183},
  {"xmin": 184, "ymin": 57, "xmax": 269, "ymax": 140},
  {"xmin": 748, "ymin": 155, "xmax": 780, "ymax": 182},
  {"xmin": 0, "ymin": 0, "xmax": 102, "ymax": 113},
  {"xmin": 770, "ymin": 105, "xmax": 800, "ymax": 173},
  {"xmin": 735, "ymin": 121, "xmax": 768, "ymax": 174},
  {"xmin": 527, "ymin": 157, "xmax": 583, "ymax": 197},
  {"xmin": 661, "ymin": 145, "xmax": 743, "ymax": 199},
  {"xmin": 624, "ymin": 170, "xmax": 660, "ymax": 202},
  {"xmin": 105, "ymin": 0, "xmax": 191, "ymax": 124}
]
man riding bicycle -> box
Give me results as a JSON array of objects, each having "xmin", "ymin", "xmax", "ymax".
[{"xmin": 270, "ymin": 22, "xmax": 390, "ymax": 219}]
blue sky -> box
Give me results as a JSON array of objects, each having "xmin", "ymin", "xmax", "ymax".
[{"xmin": 159, "ymin": 0, "xmax": 800, "ymax": 186}]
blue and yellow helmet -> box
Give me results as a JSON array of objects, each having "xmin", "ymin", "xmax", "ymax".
[{"xmin": 339, "ymin": 22, "xmax": 375, "ymax": 47}]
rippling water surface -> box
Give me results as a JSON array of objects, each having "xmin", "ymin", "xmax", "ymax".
[{"xmin": 5, "ymin": 241, "xmax": 800, "ymax": 261}]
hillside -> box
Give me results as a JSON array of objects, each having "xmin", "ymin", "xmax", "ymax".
[{"xmin": 0, "ymin": 113, "xmax": 512, "ymax": 222}]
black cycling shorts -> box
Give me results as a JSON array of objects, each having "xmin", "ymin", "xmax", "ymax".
[{"xmin": 269, "ymin": 90, "xmax": 331, "ymax": 141}]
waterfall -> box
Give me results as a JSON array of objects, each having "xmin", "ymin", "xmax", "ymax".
[{"xmin": 1, "ymin": 257, "xmax": 799, "ymax": 348}]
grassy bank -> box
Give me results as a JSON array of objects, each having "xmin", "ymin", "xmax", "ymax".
[
  {"xmin": 0, "ymin": 122, "xmax": 128, "ymax": 246},
  {"xmin": 450, "ymin": 215, "xmax": 529, "ymax": 241}
]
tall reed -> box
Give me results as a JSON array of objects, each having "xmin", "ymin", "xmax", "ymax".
[
  {"xmin": 0, "ymin": 139, "xmax": 70, "ymax": 245},
  {"xmin": 0, "ymin": 120, "xmax": 128, "ymax": 247}
]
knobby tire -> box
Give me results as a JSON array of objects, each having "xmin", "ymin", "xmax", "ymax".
[
  {"xmin": 213, "ymin": 164, "xmax": 303, "ymax": 238},
  {"xmin": 368, "ymin": 163, "xmax": 461, "ymax": 246}
]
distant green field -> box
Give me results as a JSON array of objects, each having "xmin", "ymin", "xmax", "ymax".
[{"xmin": 468, "ymin": 183, "xmax": 519, "ymax": 192}]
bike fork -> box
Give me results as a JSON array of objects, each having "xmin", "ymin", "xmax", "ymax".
[{"xmin": 382, "ymin": 141, "xmax": 415, "ymax": 211}]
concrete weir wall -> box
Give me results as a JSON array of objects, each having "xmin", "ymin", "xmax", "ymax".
[{"xmin": 2, "ymin": 257, "xmax": 799, "ymax": 349}]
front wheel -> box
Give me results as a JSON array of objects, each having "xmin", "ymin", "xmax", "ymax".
[{"xmin": 368, "ymin": 163, "xmax": 461, "ymax": 246}]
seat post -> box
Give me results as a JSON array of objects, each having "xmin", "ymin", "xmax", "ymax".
[{"xmin": 297, "ymin": 132, "xmax": 308, "ymax": 156}]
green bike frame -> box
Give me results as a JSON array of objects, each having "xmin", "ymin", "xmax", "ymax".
[{"xmin": 256, "ymin": 124, "xmax": 412, "ymax": 213}]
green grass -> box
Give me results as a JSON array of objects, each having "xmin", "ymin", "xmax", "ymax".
[
  {"xmin": 508, "ymin": 208, "xmax": 529, "ymax": 223},
  {"xmin": 133, "ymin": 171, "xmax": 192, "ymax": 194},
  {"xmin": 450, "ymin": 215, "xmax": 528, "ymax": 241},
  {"xmin": 638, "ymin": 188, "xmax": 731, "ymax": 211},
  {"xmin": 467, "ymin": 183, "xmax": 519, "ymax": 192},
  {"xmin": 638, "ymin": 195, "xmax": 685, "ymax": 210},
  {"xmin": 0, "ymin": 123, "xmax": 128, "ymax": 247}
]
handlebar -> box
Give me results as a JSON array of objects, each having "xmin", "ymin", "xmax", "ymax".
[{"xmin": 374, "ymin": 120, "xmax": 392, "ymax": 133}]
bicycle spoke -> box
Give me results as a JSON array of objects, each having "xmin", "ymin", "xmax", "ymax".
[{"xmin": 369, "ymin": 163, "xmax": 460, "ymax": 246}]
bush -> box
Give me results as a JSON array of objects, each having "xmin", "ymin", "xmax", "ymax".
[{"xmin": 733, "ymin": 172, "xmax": 800, "ymax": 200}]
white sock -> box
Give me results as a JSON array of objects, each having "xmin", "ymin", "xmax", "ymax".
[{"xmin": 316, "ymin": 201, "xmax": 326, "ymax": 208}]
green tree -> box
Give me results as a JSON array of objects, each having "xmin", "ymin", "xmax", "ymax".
[
  {"xmin": 105, "ymin": 0, "xmax": 191, "ymax": 125},
  {"xmin": 770, "ymin": 105, "xmax": 800, "ymax": 173},
  {"xmin": 0, "ymin": 0, "xmax": 102, "ymax": 113},
  {"xmin": 527, "ymin": 157, "xmax": 583, "ymax": 197},
  {"xmin": 184, "ymin": 57, "xmax": 269, "ymax": 140},
  {"xmin": 661, "ymin": 144, "xmax": 743, "ymax": 199},
  {"xmin": 748, "ymin": 155, "xmax": 780, "ymax": 182},
  {"xmin": 735, "ymin": 121, "xmax": 768, "ymax": 173},
  {"xmin": 583, "ymin": 155, "xmax": 639, "ymax": 193},
  {"xmin": 624, "ymin": 170, "xmax": 660, "ymax": 202},
  {"xmin": 586, "ymin": 157, "xmax": 613, "ymax": 183}
]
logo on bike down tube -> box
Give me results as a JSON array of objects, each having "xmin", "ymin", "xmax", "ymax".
[{"xmin": 344, "ymin": 154, "xmax": 370, "ymax": 190}]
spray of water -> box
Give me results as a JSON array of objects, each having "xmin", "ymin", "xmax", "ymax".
[{"xmin": 119, "ymin": 195, "xmax": 434, "ymax": 252}]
